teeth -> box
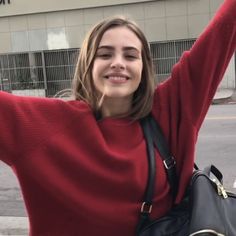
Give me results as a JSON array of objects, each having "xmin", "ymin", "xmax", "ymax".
[{"xmin": 108, "ymin": 76, "xmax": 126, "ymax": 81}]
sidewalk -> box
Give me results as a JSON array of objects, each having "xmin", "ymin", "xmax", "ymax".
[
  {"xmin": 213, "ymin": 88, "xmax": 236, "ymax": 104},
  {"xmin": 0, "ymin": 216, "xmax": 29, "ymax": 236}
]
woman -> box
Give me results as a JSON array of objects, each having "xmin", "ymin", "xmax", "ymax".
[{"xmin": 0, "ymin": 0, "xmax": 235, "ymax": 235}]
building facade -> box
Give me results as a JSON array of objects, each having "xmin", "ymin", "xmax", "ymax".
[{"xmin": 0, "ymin": 0, "xmax": 235, "ymax": 97}]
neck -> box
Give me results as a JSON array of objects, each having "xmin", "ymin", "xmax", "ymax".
[{"xmin": 100, "ymin": 97, "xmax": 132, "ymax": 118}]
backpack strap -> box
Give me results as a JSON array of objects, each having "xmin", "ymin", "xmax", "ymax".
[
  {"xmin": 148, "ymin": 115, "xmax": 178, "ymax": 198},
  {"xmin": 137, "ymin": 115, "xmax": 178, "ymax": 232}
]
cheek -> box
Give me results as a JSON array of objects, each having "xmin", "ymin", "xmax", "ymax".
[
  {"xmin": 92, "ymin": 59, "xmax": 106, "ymax": 79},
  {"xmin": 137, "ymin": 62, "xmax": 143, "ymax": 81},
  {"xmin": 92, "ymin": 64, "xmax": 103, "ymax": 93},
  {"xmin": 92, "ymin": 62, "xmax": 100, "ymax": 83},
  {"xmin": 92, "ymin": 62, "xmax": 97, "ymax": 79}
]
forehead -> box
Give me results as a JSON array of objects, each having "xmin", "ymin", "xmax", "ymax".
[{"xmin": 99, "ymin": 26, "xmax": 142, "ymax": 51}]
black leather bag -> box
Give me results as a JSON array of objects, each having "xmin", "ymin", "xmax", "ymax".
[{"xmin": 137, "ymin": 116, "xmax": 236, "ymax": 236}]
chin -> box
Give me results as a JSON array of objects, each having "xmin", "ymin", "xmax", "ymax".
[
  {"xmin": 106, "ymin": 92, "xmax": 133, "ymax": 99},
  {"xmin": 106, "ymin": 89, "xmax": 134, "ymax": 97}
]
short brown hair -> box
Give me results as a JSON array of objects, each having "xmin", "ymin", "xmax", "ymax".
[{"xmin": 72, "ymin": 16, "xmax": 155, "ymax": 120}]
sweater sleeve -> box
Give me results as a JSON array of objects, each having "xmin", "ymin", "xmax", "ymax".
[
  {"xmin": 154, "ymin": 0, "xmax": 236, "ymax": 132},
  {"xmin": 0, "ymin": 91, "xmax": 85, "ymax": 166},
  {"xmin": 0, "ymin": 92, "xmax": 56, "ymax": 165}
]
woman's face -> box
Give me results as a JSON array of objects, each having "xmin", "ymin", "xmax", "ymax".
[{"xmin": 92, "ymin": 26, "xmax": 143, "ymax": 102}]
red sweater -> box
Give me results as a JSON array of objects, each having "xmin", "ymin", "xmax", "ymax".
[{"xmin": 0, "ymin": 1, "xmax": 235, "ymax": 235}]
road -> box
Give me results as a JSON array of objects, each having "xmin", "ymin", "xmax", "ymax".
[
  {"xmin": 196, "ymin": 104, "xmax": 236, "ymax": 192},
  {"xmin": 0, "ymin": 104, "xmax": 236, "ymax": 217}
]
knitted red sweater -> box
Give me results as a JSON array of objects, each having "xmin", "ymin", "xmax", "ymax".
[{"xmin": 0, "ymin": 0, "xmax": 235, "ymax": 235}]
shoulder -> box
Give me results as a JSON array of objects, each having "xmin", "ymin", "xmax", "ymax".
[{"xmin": 0, "ymin": 91, "xmax": 92, "ymax": 119}]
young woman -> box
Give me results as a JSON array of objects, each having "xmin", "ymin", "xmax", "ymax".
[{"xmin": 0, "ymin": 0, "xmax": 235, "ymax": 235}]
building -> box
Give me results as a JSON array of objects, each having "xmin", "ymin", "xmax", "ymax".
[{"xmin": 0, "ymin": 0, "xmax": 235, "ymax": 97}]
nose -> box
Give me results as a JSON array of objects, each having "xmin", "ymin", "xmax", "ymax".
[{"xmin": 110, "ymin": 55, "xmax": 125, "ymax": 70}]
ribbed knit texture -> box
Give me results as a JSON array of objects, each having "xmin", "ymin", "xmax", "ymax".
[{"xmin": 0, "ymin": 0, "xmax": 235, "ymax": 235}]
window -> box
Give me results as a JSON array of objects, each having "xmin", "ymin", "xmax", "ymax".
[
  {"xmin": 0, "ymin": 39, "xmax": 195, "ymax": 97},
  {"xmin": 44, "ymin": 49, "xmax": 79, "ymax": 97},
  {"xmin": 150, "ymin": 39, "xmax": 196, "ymax": 83},
  {"xmin": 0, "ymin": 49, "xmax": 79, "ymax": 97}
]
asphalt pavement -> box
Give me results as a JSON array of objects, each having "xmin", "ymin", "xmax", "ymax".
[{"xmin": 0, "ymin": 217, "xmax": 28, "ymax": 236}]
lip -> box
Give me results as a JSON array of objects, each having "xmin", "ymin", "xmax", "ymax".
[{"xmin": 104, "ymin": 73, "xmax": 130, "ymax": 80}]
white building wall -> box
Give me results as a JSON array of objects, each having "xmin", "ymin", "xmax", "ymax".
[
  {"xmin": 0, "ymin": 0, "xmax": 235, "ymax": 90},
  {"xmin": 0, "ymin": 0, "xmax": 225, "ymax": 53},
  {"xmin": 219, "ymin": 56, "xmax": 235, "ymax": 89},
  {"xmin": 0, "ymin": 0, "xmax": 154, "ymax": 17}
]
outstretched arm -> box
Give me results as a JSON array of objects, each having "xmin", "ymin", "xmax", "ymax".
[{"xmin": 155, "ymin": 0, "xmax": 236, "ymax": 132}]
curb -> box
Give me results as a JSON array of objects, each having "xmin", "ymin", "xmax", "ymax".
[
  {"xmin": 213, "ymin": 89, "xmax": 236, "ymax": 105},
  {"xmin": 0, "ymin": 217, "xmax": 29, "ymax": 236}
]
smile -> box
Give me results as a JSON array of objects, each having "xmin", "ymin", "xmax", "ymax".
[
  {"xmin": 105, "ymin": 76, "xmax": 129, "ymax": 84},
  {"xmin": 104, "ymin": 74, "xmax": 130, "ymax": 82}
]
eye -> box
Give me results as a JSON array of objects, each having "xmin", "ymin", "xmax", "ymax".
[
  {"xmin": 101, "ymin": 54, "xmax": 112, "ymax": 58},
  {"xmin": 125, "ymin": 54, "xmax": 138, "ymax": 60},
  {"xmin": 96, "ymin": 52, "xmax": 112, "ymax": 59}
]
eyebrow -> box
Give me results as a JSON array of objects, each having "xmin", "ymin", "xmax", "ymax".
[{"xmin": 97, "ymin": 45, "xmax": 140, "ymax": 52}]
